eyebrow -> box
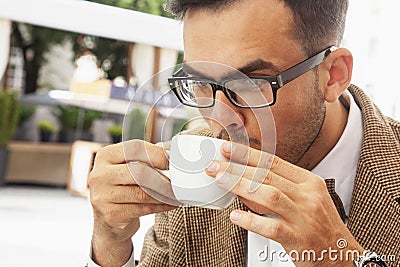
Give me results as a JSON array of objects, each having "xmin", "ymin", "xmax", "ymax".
[{"xmin": 182, "ymin": 59, "xmax": 281, "ymax": 80}]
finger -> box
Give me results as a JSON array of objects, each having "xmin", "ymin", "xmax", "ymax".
[
  {"xmin": 90, "ymin": 162, "xmax": 177, "ymax": 203},
  {"xmin": 238, "ymin": 197, "xmax": 278, "ymax": 217},
  {"xmin": 96, "ymin": 140, "xmax": 169, "ymax": 169},
  {"xmin": 105, "ymin": 203, "xmax": 177, "ymax": 223},
  {"xmin": 93, "ymin": 162, "xmax": 170, "ymax": 186},
  {"xmin": 155, "ymin": 140, "xmax": 171, "ymax": 151},
  {"xmin": 215, "ymin": 172, "xmax": 297, "ymax": 221},
  {"xmin": 91, "ymin": 164, "xmax": 137, "ymax": 186},
  {"xmin": 101, "ymin": 185, "xmax": 178, "ymax": 206},
  {"xmin": 206, "ymin": 161, "xmax": 296, "ymax": 196},
  {"xmin": 142, "ymin": 187, "xmax": 180, "ymax": 206},
  {"xmin": 229, "ymin": 210, "xmax": 292, "ymax": 244},
  {"xmin": 104, "ymin": 185, "xmax": 167, "ymax": 205},
  {"xmin": 221, "ymin": 141, "xmax": 308, "ymax": 183},
  {"xmin": 128, "ymin": 161, "xmax": 176, "ymax": 201}
]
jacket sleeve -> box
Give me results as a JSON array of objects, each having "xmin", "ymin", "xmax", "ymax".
[{"xmin": 137, "ymin": 211, "xmax": 171, "ymax": 266}]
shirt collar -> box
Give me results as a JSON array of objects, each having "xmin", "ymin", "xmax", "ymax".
[{"xmin": 311, "ymin": 90, "xmax": 363, "ymax": 215}]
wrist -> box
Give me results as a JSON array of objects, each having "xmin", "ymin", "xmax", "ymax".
[
  {"xmin": 91, "ymin": 237, "xmax": 133, "ymax": 267},
  {"xmin": 318, "ymin": 239, "xmax": 364, "ymax": 267}
]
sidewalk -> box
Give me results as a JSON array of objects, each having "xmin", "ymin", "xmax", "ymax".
[
  {"xmin": 0, "ymin": 185, "xmax": 154, "ymax": 267},
  {"xmin": 0, "ymin": 185, "xmax": 93, "ymax": 267}
]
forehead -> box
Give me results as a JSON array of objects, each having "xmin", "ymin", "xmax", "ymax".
[{"xmin": 183, "ymin": 0, "xmax": 304, "ymax": 75}]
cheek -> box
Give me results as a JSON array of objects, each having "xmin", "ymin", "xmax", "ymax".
[{"xmin": 242, "ymin": 109, "xmax": 271, "ymax": 136}]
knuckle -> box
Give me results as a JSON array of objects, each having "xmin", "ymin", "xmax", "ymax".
[
  {"xmin": 88, "ymin": 168, "xmax": 103, "ymax": 190},
  {"xmin": 130, "ymin": 139, "xmax": 143, "ymax": 153},
  {"xmin": 234, "ymin": 144, "xmax": 250, "ymax": 164},
  {"xmin": 90, "ymin": 191, "xmax": 105, "ymax": 210},
  {"xmin": 271, "ymin": 156, "xmax": 281, "ymax": 170},
  {"xmin": 261, "ymin": 153, "xmax": 274, "ymax": 169},
  {"xmin": 87, "ymin": 170, "xmax": 97, "ymax": 189},
  {"xmin": 308, "ymin": 193, "xmax": 325, "ymax": 211},
  {"xmin": 110, "ymin": 144, "xmax": 122, "ymax": 160},
  {"xmin": 102, "ymin": 209, "xmax": 117, "ymax": 227},
  {"xmin": 94, "ymin": 147, "xmax": 105, "ymax": 161},
  {"xmin": 264, "ymin": 188, "xmax": 281, "ymax": 204},
  {"xmin": 252, "ymin": 205, "xmax": 265, "ymax": 215},
  {"xmin": 315, "ymin": 177, "xmax": 327, "ymax": 190},
  {"xmin": 261, "ymin": 170, "xmax": 272, "ymax": 185},
  {"xmin": 130, "ymin": 162, "xmax": 145, "ymax": 183},
  {"xmin": 96, "ymin": 144, "xmax": 116, "ymax": 161},
  {"xmin": 249, "ymin": 214, "xmax": 263, "ymax": 234},
  {"xmin": 118, "ymin": 164, "xmax": 132, "ymax": 181},
  {"xmin": 269, "ymin": 221, "xmax": 282, "ymax": 239},
  {"xmin": 136, "ymin": 188, "xmax": 151, "ymax": 203}
]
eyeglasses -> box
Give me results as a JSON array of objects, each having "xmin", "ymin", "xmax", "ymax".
[{"xmin": 168, "ymin": 46, "xmax": 336, "ymax": 108}]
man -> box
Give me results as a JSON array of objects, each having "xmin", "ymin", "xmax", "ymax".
[{"xmin": 87, "ymin": 0, "xmax": 400, "ymax": 266}]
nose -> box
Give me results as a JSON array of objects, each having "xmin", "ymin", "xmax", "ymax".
[{"xmin": 206, "ymin": 91, "xmax": 245, "ymax": 137}]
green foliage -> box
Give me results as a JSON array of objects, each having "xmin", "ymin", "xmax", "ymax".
[
  {"xmin": 53, "ymin": 106, "xmax": 103, "ymax": 131},
  {"xmin": 12, "ymin": 23, "xmax": 79, "ymax": 93},
  {"xmin": 17, "ymin": 105, "xmax": 36, "ymax": 126},
  {"xmin": 0, "ymin": 90, "xmax": 20, "ymax": 147},
  {"xmin": 171, "ymin": 118, "xmax": 188, "ymax": 136},
  {"xmin": 81, "ymin": 0, "xmax": 173, "ymax": 80},
  {"xmin": 37, "ymin": 120, "xmax": 58, "ymax": 133},
  {"xmin": 125, "ymin": 108, "xmax": 146, "ymax": 140},
  {"xmin": 89, "ymin": 0, "xmax": 136, "ymax": 9},
  {"xmin": 11, "ymin": 24, "xmax": 78, "ymax": 63},
  {"xmin": 80, "ymin": 37, "xmax": 129, "ymax": 80},
  {"xmin": 88, "ymin": 0, "xmax": 173, "ymax": 17},
  {"xmin": 108, "ymin": 124, "xmax": 123, "ymax": 137},
  {"xmin": 11, "ymin": 0, "xmax": 173, "ymax": 93}
]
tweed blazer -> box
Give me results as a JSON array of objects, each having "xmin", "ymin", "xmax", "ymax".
[{"xmin": 138, "ymin": 85, "xmax": 400, "ymax": 267}]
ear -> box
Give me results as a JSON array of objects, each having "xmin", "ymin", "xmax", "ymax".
[{"xmin": 320, "ymin": 48, "xmax": 353, "ymax": 103}]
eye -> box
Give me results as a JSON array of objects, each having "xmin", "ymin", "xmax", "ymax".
[{"xmin": 198, "ymin": 81, "xmax": 209, "ymax": 88}]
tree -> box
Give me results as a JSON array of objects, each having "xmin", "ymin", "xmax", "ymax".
[
  {"xmin": 11, "ymin": 23, "xmax": 78, "ymax": 94},
  {"xmin": 89, "ymin": 0, "xmax": 172, "ymax": 17},
  {"xmin": 11, "ymin": 0, "xmax": 172, "ymax": 94}
]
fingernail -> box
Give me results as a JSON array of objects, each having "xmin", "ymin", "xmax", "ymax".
[
  {"xmin": 216, "ymin": 172, "xmax": 229, "ymax": 184},
  {"xmin": 230, "ymin": 211, "xmax": 241, "ymax": 221},
  {"xmin": 223, "ymin": 142, "xmax": 232, "ymax": 153},
  {"xmin": 207, "ymin": 162, "xmax": 220, "ymax": 173}
]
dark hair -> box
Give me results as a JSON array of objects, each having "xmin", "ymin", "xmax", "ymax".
[{"xmin": 165, "ymin": 0, "xmax": 349, "ymax": 56}]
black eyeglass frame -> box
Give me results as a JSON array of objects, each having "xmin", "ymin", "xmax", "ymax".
[{"xmin": 168, "ymin": 46, "xmax": 337, "ymax": 108}]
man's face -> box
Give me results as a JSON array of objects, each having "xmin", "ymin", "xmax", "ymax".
[{"xmin": 182, "ymin": 0, "xmax": 326, "ymax": 164}]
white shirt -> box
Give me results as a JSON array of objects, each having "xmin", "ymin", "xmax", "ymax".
[
  {"xmin": 88, "ymin": 91, "xmax": 363, "ymax": 267},
  {"xmin": 247, "ymin": 91, "xmax": 363, "ymax": 266}
]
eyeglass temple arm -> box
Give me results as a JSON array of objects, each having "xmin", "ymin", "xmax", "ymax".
[{"xmin": 277, "ymin": 46, "xmax": 337, "ymax": 87}]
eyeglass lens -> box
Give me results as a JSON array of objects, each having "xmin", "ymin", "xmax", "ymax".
[{"xmin": 173, "ymin": 78, "xmax": 274, "ymax": 107}]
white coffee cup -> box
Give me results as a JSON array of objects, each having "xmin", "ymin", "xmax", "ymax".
[{"xmin": 158, "ymin": 134, "xmax": 236, "ymax": 210}]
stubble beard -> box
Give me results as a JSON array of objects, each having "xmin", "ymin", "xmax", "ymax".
[
  {"xmin": 278, "ymin": 72, "xmax": 326, "ymax": 165},
  {"xmin": 214, "ymin": 72, "xmax": 325, "ymax": 163}
]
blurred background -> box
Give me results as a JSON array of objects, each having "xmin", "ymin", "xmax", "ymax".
[{"xmin": 0, "ymin": 0, "xmax": 399, "ymax": 266}]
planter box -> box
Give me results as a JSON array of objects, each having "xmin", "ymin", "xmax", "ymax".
[
  {"xmin": 0, "ymin": 148, "xmax": 10, "ymax": 185},
  {"xmin": 4, "ymin": 142, "xmax": 72, "ymax": 186}
]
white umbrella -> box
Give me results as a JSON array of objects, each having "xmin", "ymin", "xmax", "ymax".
[
  {"xmin": 0, "ymin": 0, "xmax": 183, "ymax": 51},
  {"xmin": 0, "ymin": 18, "xmax": 11, "ymax": 81}
]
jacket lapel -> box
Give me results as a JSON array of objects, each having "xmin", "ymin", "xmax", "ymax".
[
  {"xmin": 178, "ymin": 87, "xmax": 400, "ymax": 265},
  {"xmin": 347, "ymin": 85, "xmax": 400, "ymax": 257}
]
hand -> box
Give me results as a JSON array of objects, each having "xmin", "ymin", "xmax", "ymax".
[
  {"xmin": 88, "ymin": 140, "xmax": 177, "ymax": 266},
  {"xmin": 206, "ymin": 141, "xmax": 363, "ymax": 266}
]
